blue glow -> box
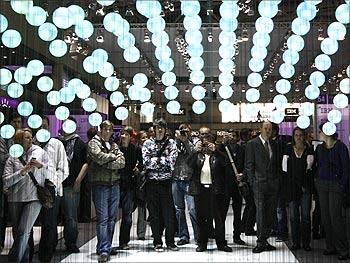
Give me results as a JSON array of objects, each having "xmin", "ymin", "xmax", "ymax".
[
  {"xmin": 62, "ymin": 120, "xmax": 77, "ymax": 134},
  {"xmin": 181, "ymin": 1, "xmax": 201, "ymax": 16},
  {"xmin": 305, "ymin": 85, "xmax": 320, "ymax": 100},
  {"xmin": 327, "ymin": 22, "xmax": 346, "ymax": 40},
  {"xmin": 128, "ymin": 85, "xmax": 141, "ymax": 100},
  {"xmin": 184, "ymin": 15, "xmax": 202, "ymax": 31},
  {"xmin": 275, "ymin": 79, "xmax": 291, "ymax": 94},
  {"xmin": 133, "ymin": 73, "xmax": 148, "ymax": 88},
  {"xmin": 103, "ymin": 12, "xmax": 123, "ymax": 33},
  {"xmin": 282, "ymin": 49, "xmax": 299, "ymax": 65},
  {"xmin": 296, "ymin": 2, "xmax": 317, "ymax": 21},
  {"xmin": 0, "ymin": 14, "xmax": 8, "ymax": 33},
  {"xmin": 68, "ymin": 78, "xmax": 83, "ymax": 93},
  {"xmin": 190, "ymin": 71, "xmax": 205, "ymax": 85},
  {"xmin": 136, "ymin": 0, "xmax": 162, "ymax": 18},
  {"xmin": 219, "ymin": 73, "xmax": 234, "ymax": 86},
  {"xmin": 17, "ymin": 101, "xmax": 33, "ymax": 117},
  {"xmin": 219, "ymin": 45, "xmax": 235, "ymax": 59},
  {"xmin": 92, "ymin": 49, "xmax": 108, "ymax": 63},
  {"xmin": 320, "ymin": 37, "xmax": 339, "ymax": 55},
  {"xmin": 147, "ymin": 16, "xmax": 165, "ymax": 33},
  {"xmin": 246, "ymin": 88, "xmax": 260, "ymax": 103},
  {"xmin": 123, "ymin": 46, "xmax": 140, "ymax": 63},
  {"xmin": 75, "ymin": 20, "xmax": 94, "ymax": 39},
  {"xmin": 333, "ymin": 93, "xmax": 348, "ymax": 109},
  {"xmin": 110, "ymin": 91, "xmax": 124, "ymax": 106},
  {"xmin": 287, "ymin": 34, "xmax": 304, "ymax": 51},
  {"xmin": 166, "ymin": 100, "xmax": 181, "ymax": 114},
  {"xmin": 0, "ymin": 112, "xmax": 4, "ymax": 124},
  {"xmin": 314, "ymin": 54, "xmax": 332, "ymax": 71},
  {"xmin": 36, "ymin": 129, "xmax": 51, "ymax": 143},
  {"xmin": 247, "ymin": 73, "xmax": 262, "ymax": 87},
  {"xmin": 46, "ymin": 91, "xmax": 61, "ymax": 105},
  {"xmin": 2, "ymin": 29, "xmax": 22, "ymax": 48},
  {"xmin": 98, "ymin": 62, "xmax": 114, "ymax": 78},
  {"xmin": 191, "ymin": 85, "xmax": 206, "ymax": 100},
  {"xmin": 118, "ymin": 32, "xmax": 136, "ymax": 49},
  {"xmin": 300, "ymin": 102, "xmax": 314, "ymax": 116},
  {"xmin": 139, "ymin": 88, "xmax": 151, "ymax": 102},
  {"xmin": 155, "ymin": 45, "xmax": 171, "ymax": 60},
  {"xmin": 279, "ymin": 63, "xmax": 295, "ymax": 79},
  {"xmin": 218, "ymin": 85, "xmax": 233, "ymax": 99},
  {"xmin": 115, "ymin": 107, "xmax": 129, "ymax": 120},
  {"xmin": 188, "ymin": 57, "xmax": 204, "ymax": 71},
  {"xmin": 27, "ymin": 59, "xmax": 44, "ymax": 76},
  {"xmin": 291, "ymin": 17, "xmax": 310, "ymax": 36},
  {"xmin": 273, "ymin": 94, "xmax": 288, "ymax": 109},
  {"xmin": 97, "ymin": 0, "xmax": 115, "ymax": 6},
  {"xmin": 0, "ymin": 68, "xmax": 12, "ymax": 85},
  {"xmin": 10, "ymin": 0, "xmax": 33, "ymax": 15},
  {"xmin": 249, "ymin": 58, "xmax": 265, "ymax": 72},
  {"xmin": 68, "ymin": 5, "xmax": 85, "ymax": 25},
  {"xmin": 104, "ymin": 76, "xmax": 120, "ymax": 91},
  {"xmin": 220, "ymin": 18, "xmax": 238, "ymax": 32},
  {"xmin": 218, "ymin": 100, "xmax": 233, "ymax": 113},
  {"xmin": 339, "ymin": 78, "xmax": 350, "ymax": 94},
  {"xmin": 258, "ymin": 1, "xmax": 279, "ymax": 18},
  {"xmin": 82, "ymin": 98, "xmax": 97, "ymax": 112},
  {"xmin": 25, "ymin": 6, "xmax": 47, "ymax": 27},
  {"xmin": 296, "ymin": 115, "xmax": 310, "ymax": 129},
  {"xmin": 322, "ymin": 122, "xmax": 337, "ymax": 136},
  {"xmin": 252, "ymin": 32, "xmax": 270, "ymax": 48},
  {"xmin": 7, "ymin": 83, "xmax": 23, "ymax": 98},
  {"xmin": 9, "ymin": 144, "xmax": 24, "ymax": 158},
  {"xmin": 162, "ymin": 72, "xmax": 176, "ymax": 87},
  {"xmin": 83, "ymin": 56, "xmax": 100, "ymax": 74},
  {"xmin": 151, "ymin": 31, "xmax": 169, "ymax": 47},
  {"xmin": 251, "ymin": 46, "xmax": 267, "ymax": 59},
  {"xmin": 164, "ymin": 86, "xmax": 179, "ymax": 100},
  {"xmin": 219, "ymin": 59, "xmax": 235, "ymax": 73},
  {"xmin": 14, "ymin": 67, "xmax": 32, "ymax": 85},
  {"xmin": 159, "ymin": 58, "xmax": 175, "ymax": 72},
  {"xmin": 38, "ymin": 23, "xmax": 57, "ymax": 41},
  {"xmin": 0, "ymin": 125, "xmax": 15, "ymax": 139},
  {"xmin": 220, "ymin": 1, "xmax": 239, "ymax": 20},
  {"xmin": 335, "ymin": 4, "xmax": 350, "ymax": 24},
  {"xmin": 76, "ymin": 84, "xmax": 91, "ymax": 99},
  {"xmin": 140, "ymin": 102, "xmax": 155, "ymax": 116},
  {"xmin": 37, "ymin": 76, "xmax": 53, "ymax": 92},
  {"xmin": 309, "ymin": 71, "xmax": 326, "ymax": 87},
  {"xmin": 49, "ymin": 40, "xmax": 67, "ymax": 57},
  {"xmin": 271, "ymin": 110, "xmax": 285, "ymax": 124},
  {"xmin": 327, "ymin": 109, "xmax": 342, "ymax": 124},
  {"xmin": 219, "ymin": 31, "xmax": 237, "ymax": 46},
  {"xmin": 185, "ymin": 30, "xmax": 202, "ymax": 45},
  {"xmin": 60, "ymin": 87, "xmax": 76, "ymax": 104},
  {"xmin": 255, "ymin": 17, "xmax": 274, "ymax": 33},
  {"xmin": 192, "ymin": 101, "xmax": 206, "ymax": 115},
  {"xmin": 55, "ymin": 106, "xmax": 70, "ymax": 120},
  {"xmin": 88, "ymin": 113, "xmax": 103, "ymax": 127},
  {"xmin": 52, "ymin": 7, "xmax": 73, "ymax": 29},
  {"xmin": 187, "ymin": 44, "xmax": 203, "ymax": 57}
]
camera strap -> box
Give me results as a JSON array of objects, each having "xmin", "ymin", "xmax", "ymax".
[
  {"xmin": 224, "ymin": 146, "xmax": 238, "ymax": 175},
  {"xmin": 18, "ymin": 156, "xmax": 39, "ymax": 186}
]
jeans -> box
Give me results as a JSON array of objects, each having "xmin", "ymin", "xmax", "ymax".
[
  {"xmin": 172, "ymin": 180, "xmax": 199, "ymax": 242},
  {"xmin": 274, "ymin": 194, "xmax": 288, "ymax": 239},
  {"xmin": 9, "ymin": 201, "xmax": 41, "ymax": 263},
  {"xmin": 137, "ymin": 204, "xmax": 147, "ymax": 239},
  {"xmin": 289, "ymin": 192, "xmax": 311, "ymax": 247},
  {"xmin": 119, "ymin": 189, "xmax": 134, "ymax": 245},
  {"xmin": 92, "ymin": 184, "xmax": 120, "ymax": 255},
  {"xmin": 62, "ymin": 186, "xmax": 80, "ymax": 248}
]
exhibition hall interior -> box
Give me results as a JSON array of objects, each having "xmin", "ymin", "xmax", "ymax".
[{"xmin": 0, "ymin": 0, "xmax": 349, "ymax": 262}]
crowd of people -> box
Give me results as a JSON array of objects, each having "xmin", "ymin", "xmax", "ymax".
[{"xmin": 0, "ymin": 115, "xmax": 349, "ymax": 263}]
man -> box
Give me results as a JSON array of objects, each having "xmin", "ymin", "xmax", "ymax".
[
  {"xmin": 172, "ymin": 124, "xmax": 199, "ymax": 246},
  {"xmin": 142, "ymin": 118, "xmax": 178, "ymax": 252},
  {"xmin": 37, "ymin": 116, "xmax": 70, "ymax": 262},
  {"xmin": 219, "ymin": 129, "xmax": 245, "ymax": 245},
  {"xmin": 245, "ymin": 121, "xmax": 279, "ymax": 253}
]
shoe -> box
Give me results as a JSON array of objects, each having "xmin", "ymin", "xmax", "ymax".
[
  {"xmin": 338, "ymin": 254, "xmax": 349, "ymax": 260},
  {"xmin": 119, "ymin": 244, "xmax": 130, "ymax": 250},
  {"xmin": 218, "ymin": 245, "xmax": 233, "ymax": 252},
  {"xmin": 291, "ymin": 244, "xmax": 301, "ymax": 251},
  {"xmin": 323, "ymin": 249, "xmax": 337, "ymax": 256},
  {"xmin": 303, "ymin": 245, "xmax": 312, "ymax": 251},
  {"xmin": 196, "ymin": 246, "xmax": 207, "ymax": 252},
  {"xmin": 252, "ymin": 244, "xmax": 265, "ymax": 253},
  {"xmin": 137, "ymin": 237, "xmax": 145, "ymax": 241},
  {"xmin": 234, "ymin": 238, "xmax": 246, "ymax": 245},
  {"xmin": 245, "ymin": 230, "xmax": 257, "ymax": 236},
  {"xmin": 177, "ymin": 239, "xmax": 189, "ymax": 246},
  {"xmin": 67, "ymin": 246, "xmax": 80, "ymax": 253},
  {"xmin": 154, "ymin": 245, "xmax": 164, "ymax": 252},
  {"xmin": 265, "ymin": 242, "xmax": 276, "ymax": 251},
  {"xmin": 276, "ymin": 236, "xmax": 288, "ymax": 242},
  {"xmin": 167, "ymin": 244, "xmax": 179, "ymax": 251},
  {"xmin": 98, "ymin": 253, "xmax": 110, "ymax": 263},
  {"xmin": 110, "ymin": 248, "xmax": 118, "ymax": 255}
]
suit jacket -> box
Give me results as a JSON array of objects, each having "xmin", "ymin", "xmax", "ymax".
[{"xmin": 245, "ymin": 136, "xmax": 280, "ymax": 193}]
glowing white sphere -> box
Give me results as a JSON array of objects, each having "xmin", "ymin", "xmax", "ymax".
[
  {"xmin": 139, "ymin": 88, "xmax": 151, "ymax": 102},
  {"xmin": 184, "ymin": 15, "xmax": 202, "ymax": 31},
  {"xmin": 185, "ymin": 30, "xmax": 202, "ymax": 45},
  {"xmin": 115, "ymin": 107, "xmax": 129, "ymax": 120},
  {"xmin": 159, "ymin": 58, "xmax": 175, "ymax": 72},
  {"xmin": 147, "ymin": 16, "xmax": 165, "ymax": 33},
  {"xmin": 327, "ymin": 22, "xmax": 346, "ymax": 40},
  {"xmin": 315, "ymin": 54, "xmax": 332, "ymax": 71},
  {"xmin": 328, "ymin": 109, "xmax": 342, "ymax": 124},
  {"xmin": 220, "ymin": 1, "xmax": 239, "ymax": 19},
  {"xmin": 83, "ymin": 56, "xmax": 100, "ymax": 74},
  {"xmin": 296, "ymin": 115, "xmax": 310, "ymax": 129},
  {"xmin": 98, "ymin": 62, "xmax": 114, "ymax": 78},
  {"xmin": 162, "ymin": 72, "xmax": 176, "ymax": 87},
  {"xmin": 155, "ymin": 46, "xmax": 171, "ymax": 61},
  {"xmin": 333, "ymin": 93, "xmax": 348, "ymax": 109},
  {"xmin": 292, "ymin": 17, "xmax": 310, "ymax": 36},
  {"xmin": 27, "ymin": 59, "xmax": 44, "ymax": 76},
  {"xmin": 247, "ymin": 73, "xmax": 262, "ymax": 87},
  {"xmin": 219, "ymin": 59, "xmax": 235, "ymax": 73},
  {"xmin": 191, "ymin": 86, "xmax": 206, "ymax": 100},
  {"xmin": 136, "ymin": 0, "xmax": 162, "ymax": 18},
  {"xmin": 0, "ymin": 14, "xmax": 8, "ymax": 33},
  {"xmin": 258, "ymin": 1, "xmax": 279, "ymax": 18},
  {"xmin": 49, "ymin": 40, "xmax": 67, "ymax": 57},
  {"xmin": 2, "ymin": 29, "xmax": 22, "ymax": 48},
  {"xmin": 36, "ymin": 129, "xmax": 51, "ymax": 143},
  {"xmin": 218, "ymin": 100, "xmax": 233, "ymax": 113},
  {"xmin": 279, "ymin": 63, "xmax": 295, "ymax": 79},
  {"xmin": 47, "ymin": 91, "xmax": 61, "ymax": 105},
  {"xmin": 0, "ymin": 68, "xmax": 12, "ymax": 85},
  {"xmin": 62, "ymin": 120, "xmax": 77, "ymax": 134},
  {"xmin": 9, "ymin": 144, "xmax": 24, "ymax": 158},
  {"xmin": 305, "ymin": 85, "xmax": 320, "ymax": 100},
  {"xmin": 60, "ymin": 87, "xmax": 75, "ymax": 103},
  {"xmin": 128, "ymin": 85, "xmax": 141, "ymax": 100},
  {"xmin": 283, "ymin": 49, "xmax": 299, "ymax": 65},
  {"xmin": 104, "ymin": 76, "xmax": 120, "ymax": 91},
  {"xmin": 299, "ymin": 102, "xmax": 314, "ymax": 116},
  {"xmin": 37, "ymin": 76, "xmax": 53, "ymax": 92},
  {"xmin": 190, "ymin": 71, "xmax": 205, "ymax": 85},
  {"xmin": 181, "ymin": 1, "xmax": 201, "ymax": 16},
  {"xmin": 276, "ymin": 79, "xmax": 291, "ymax": 94},
  {"xmin": 218, "ymin": 85, "xmax": 233, "ymax": 99},
  {"xmin": 14, "ymin": 67, "xmax": 32, "ymax": 85},
  {"xmin": 92, "ymin": 48, "xmax": 108, "ymax": 63},
  {"xmin": 68, "ymin": 5, "xmax": 85, "ymax": 25},
  {"xmin": 55, "ymin": 106, "xmax": 70, "ymax": 120},
  {"xmin": 103, "ymin": 12, "xmax": 123, "ymax": 33},
  {"xmin": 82, "ymin": 98, "xmax": 97, "ymax": 112},
  {"xmin": 110, "ymin": 91, "xmax": 124, "ymax": 106},
  {"xmin": 287, "ymin": 34, "xmax": 304, "ymax": 51},
  {"xmin": 339, "ymin": 78, "xmax": 350, "ymax": 94},
  {"xmin": 273, "ymin": 94, "xmax": 288, "ymax": 109},
  {"xmin": 187, "ymin": 44, "xmax": 203, "ymax": 57},
  {"xmin": 309, "ymin": 71, "xmax": 325, "ymax": 87},
  {"xmin": 192, "ymin": 101, "xmax": 206, "ymax": 115},
  {"xmin": 166, "ymin": 100, "xmax": 181, "ymax": 114},
  {"xmin": 17, "ymin": 101, "xmax": 33, "ymax": 117},
  {"xmin": 133, "ymin": 73, "xmax": 148, "ymax": 88},
  {"xmin": 118, "ymin": 32, "xmax": 136, "ymax": 49},
  {"xmin": 76, "ymin": 84, "xmax": 91, "ymax": 99},
  {"xmin": 164, "ymin": 86, "xmax": 179, "ymax": 100},
  {"xmin": 245, "ymin": 88, "xmax": 260, "ymax": 103},
  {"xmin": 7, "ymin": 83, "xmax": 23, "ymax": 98},
  {"xmin": 97, "ymin": 0, "xmax": 115, "ymax": 6},
  {"xmin": 251, "ymin": 46, "xmax": 267, "ymax": 59},
  {"xmin": 68, "ymin": 78, "xmax": 83, "ymax": 93},
  {"xmin": 88, "ymin": 112, "xmax": 103, "ymax": 127},
  {"xmin": 249, "ymin": 58, "xmax": 265, "ymax": 72},
  {"xmin": 25, "ymin": 6, "xmax": 46, "ymax": 27},
  {"xmin": 220, "ymin": 18, "xmax": 238, "ymax": 32},
  {"xmin": 320, "ymin": 37, "xmax": 339, "ymax": 55},
  {"xmin": 140, "ymin": 102, "xmax": 155, "ymax": 116},
  {"xmin": 347, "ymin": 65, "xmax": 350, "ymax": 77},
  {"xmin": 38, "ymin": 23, "xmax": 58, "ymax": 42},
  {"xmin": 335, "ymin": 4, "xmax": 350, "ymax": 24},
  {"xmin": 75, "ymin": 20, "xmax": 94, "ymax": 39},
  {"xmin": 189, "ymin": 57, "xmax": 204, "ymax": 71},
  {"xmin": 219, "ymin": 45, "xmax": 235, "ymax": 59},
  {"xmin": 252, "ymin": 32, "xmax": 270, "ymax": 48},
  {"xmin": 123, "ymin": 46, "xmax": 140, "ymax": 63},
  {"xmin": 219, "ymin": 73, "xmax": 234, "ymax": 86},
  {"xmin": 52, "ymin": 7, "xmax": 73, "ymax": 29},
  {"xmin": 151, "ymin": 31, "xmax": 169, "ymax": 47},
  {"xmin": 0, "ymin": 112, "xmax": 4, "ymax": 124},
  {"xmin": 255, "ymin": 17, "xmax": 274, "ymax": 33},
  {"xmin": 297, "ymin": 2, "xmax": 317, "ymax": 21},
  {"xmin": 10, "ymin": 0, "xmax": 33, "ymax": 14},
  {"xmin": 271, "ymin": 110, "xmax": 285, "ymax": 124},
  {"xmin": 0, "ymin": 125, "xmax": 15, "ymax": 139},
  {"xmin": 322, "ymin": 122, "xmax": 337, "ymax": 136},
  {"xmin": 219, "ymin": 31, "xmax": 236, "ymax": 46}
]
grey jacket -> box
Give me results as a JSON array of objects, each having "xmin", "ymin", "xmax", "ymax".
[{"xmin": 3, "ymin": 145, "xmax": 48, "ymax": 202}]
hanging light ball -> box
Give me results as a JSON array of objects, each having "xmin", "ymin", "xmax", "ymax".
[
  {"xmin": 275, "ymin": 79, "xmax": 291, "ymax": 94},
  {"xmin": 335, "ymin": 4, "xmax": 350, "ymax": 24},
  {"xmin": 220, "ymin": 1, "xmax": 239, "ymax": 19},
  {"xmin": 282, "ymin": 49, "xmax": 299, "ymax": 65},
  {"xmin": 37, "ymin": 76, "xmax": 53, "ymax": 92},
  {"xmin": 9, "ymin": 144, "xmax": 24, "ymax": 158},
  {"xmin": 67, "ymin": 78, "xmax": 83, "ymax": 93},
  {"xmin": 83, "ymin": 56, "xmax": 100, "ymax": 74},
  {"xmin": 251, "ymin": 46, "xmax": 268, "ymax": 59},
  {"xmin": 296, "ymin": 2, "xmax": 317, "ymax": 21},
  {"xmin": 309, "ymin": 71, "xmax": 326, "ymax": 87},
  {"xmin": 115, "ymin": 107, "xmax": 129, "ymax": 120},
  {"xmin": 49, "ymin": 40, "xmax": 68, "ymax": 58},
  {"xmin": 220, "ymin": 18, "xmax": 238, "ymax": 32},
  {"xmin": 36, "ymin": 129, "xmax": 51, "ymax": 143},
  {"xmin": 92, "ymin": 48, "xmax": 109, "ymax": 63},
  {"xmin": 0, "ymin": 68, "xmax": 12, "ymax": 85},
  {"xmin": 219, "ymin": 31, "xmax": 236, "ymax": 46},
  {"xmin": 0, "ymin": 125, "xmax": 15, "ymax": 139},
  {"xmin": 47, "ymin": 91, "xmax": 61, "ymax": 105},
  {"xmin": 27, "ymin": 59, "xmax": 44, "ymax": 76},
  {"xmin": 27, "ymin": 114, "xmax": 42, "ymax": 129},
  {"xmin": 10, "ymin": 0, "xmax": 33, "ymax": 15},
  {"xmin": 218, "ymin": 85, "xmax": 233, "ymax": 99},
  {"xmin": 25, "ymin": 6, "xmax": 47, "ymax": 27},
  {"xmin": 110, "ymin": 91, "xmax": 124, "ymax": 106},
  {"xmin": 192, "ymin": 101, "xmax": 206, "ymax": 115},
  {"xmin": 219, "ymin": 73, "xmax": 234, "ymax": 86},
  {"xmin": 52, "ymin": 7, "xmax": 73, "ymax": 29},
  {"xmin": 17, "ymin": 101, "xmax": 33, "ymax": 117},
  {"xmin": 327, "ymin": 22, "xmax": 346, "ymax": 40},
  {"xmin": 270, "ymin": 110, "xmax": 285, "ymax": 124},
  {"xmin": 273, "ymin": 94, "xmax": 288, "ymax": 109},
  {"xmin": 136, "ymin": 0, "xmax": 162, "ymax": 18},
  {"xmin": 187, "ymin": 44, "xmax": 203, "ymax": 57},
  {"xmin": 133, "ymin": 73, "xmax": 148, "ymax": 88},
  {"xmin": 88, "ymin": 112, "xmax": 103, "ymax": 127},
  {"xmin": 38, "ymin": 23, "xmax": 58, "ymax": 42},
  {"xmin": 68, "ymin": 5, "xmax": 86, "ymax": 25},
  {"xmin": 219, "ymin": 59, "xmax": 235, "ymax": 73},
  {"xmin": 166, "ymin": 100, "xmax": 181, "ymax": 114},
  {"xmin": 322, "ymin": 122, "xmax": 337, "ymax": 136},
  {"xmin": 314, "ymin": 54, "xmax": 332, "ymax": 71},
  {"xmin": 320, "ymin": 37, "xmax": 339, "ymax": 55},
  {"xmin": 185, "ymin": 30, "xmax": 203, "ymax": 45},
  {"xmin": 339, "ymin": 78, "xmax": 350, "ymax": 94},
  {"xmin": 55, "ymin": 106, "xmax": 70, "ymax": 120},
  {"xmin": 98, "ymin": 62, "xmax": 114, "ymax": 78},
  {"xmin": 104, "ymin": 76, "xmax": 120, "ymax": 91},
  {"xmin": 219, "ymin": 45, "xmax": 235, "ymax": 59},
  {"xmin": 147, "ymin": 16, "xmax": 166, "ymax": 33},
  {"xmin": 258, "ymin": 1, "xmax": 279, "ymax": 18},
  {"xmin": 218, "ymin": 100, "xmax": 233, "ymax": 113},
  {"xmin": 140, "ymin": 102, "xmax": 155, "ymax": 116},
  {"xmin": 139, "ymin": 88, "xmax": 151, "ymax": 102},
  {"xmin": 184, "ymin": 15, "xmax": 202, "ymax": 32},
  {"xmin": 305, "ymin": 85, "xmax": 320, "ymax": 100},
  {"xmin": 14, "ymin": 67, "xmax": 32, "ymax": 85},
  {"xmin": 190, "ymin": 71, "xmax": 205, "ymax": 85},
  {"xmin": 97, "ymin": 0, "xmax": 115, "ymax": 6},
  {"xmin": 151, "ymin": 31, "xmax": 169, "ymax": 47},
  {"xmin": 164, "ymin": 86, "xmax": 179, "ymax": 100},
  {"xmin": 181, "ymin": 1, "xmax": 201, "ymax": 16},
  {"xmin": 279, "ymin": 63, "xmax": 295, "ymax": 79},
  {"xmin": 346, "ymin": 65, "xmax": 350, "ymax": 78},
  {"xmin": 189, "ymin": 57, "xmax": 204, "ymax": 71},
  {"xmin": 0, "ymin": 112, "xmax": 4, "ymax": 125},
  {"xmin": 155, "ymin": 46, "xmax": 171, "ymax": 61},
  {"xmin": 118, "ymin": 32, "xmax": 136, "ymax": 49},
  {"xmin": 252, "ymin": 32, "xmax": 270, "ymax": 48},
  {"xmin": 287, "ymin": 34, "xmax": 304, "ymax": 51},
  {"xmin": 333, "ymin": 93, "xmax": 348, "ymax": 109},
  {"xmin": 60, "ymin": 87, "xmax": 75, "ymax": 103},
  {"xmin": 82, "ymin": 98, "xmax": 97, "ymax": 112},
  {"xmin": 162, "ymin": 72, "xmax": 176, "ymax": 87},
  {"xmin": 75, "ymin": 20, "xmax": 94, "ymax": 39},
  {"xmin": 191, "ymin": 86, "xmax": 206, "ymax": 100},
  {"xmin": 299, "ymin": 102, "xmax": 314, "ymax": 116},
  {"xmin": 247, "ymin": 73, "xmax": 263, "ymax": 88},
  {"xmin": 292, "ymin": 17, "xmax": 310, "ymax": 36},
  {"xmin": 62, "ymin": 119, "xmax": 77, "ymax": 134},
  {"xmin": 7, "ymin": 83, "xmax": 24, "ymax": 98},
  {"xmin": 246, "ymin": 88, "xmax": 260, "ymax": 103},
  {"xmin": 0, "ymin": 14, "xmax": 8, "ymax": 33},
  {"xmin": 128, "ymin": 85, "xmax": 141, "ymax": 100},
  {"xmin": 76, "ymin": 84, "xmax": 91, "ymax": 100},
  {"xmin": 249, "ymin": 58, "xmax": 265, "ymax": 72},
  {"xmin": 296, "ymin": 115, "xmax": 310, "ymax": 129},
  {"xmin": 327, "ymin": 109, "xmax": 342, "ymax": 124},
  {"xmin": 255, "ymin": 17, "xmax": 274, "ymax": 33},
  {"xmin": 123, "ymin": 46, "xmax": 140, "ymax": 63},
  {"xmin": 2, "ymin": 29, "xmax": 22, "ymax": 48},
  {"xmin": 103, "ymin": 12, "xmax": 123, "ymax": 33}
]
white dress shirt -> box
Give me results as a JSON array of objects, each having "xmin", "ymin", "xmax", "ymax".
[
  {"xmin": 200, "ymin": 154, "xmax": 212, "ymax": 185},
  {"xmin": 259, "ymin": 135, "xmax": 272, "ymax": 159}
]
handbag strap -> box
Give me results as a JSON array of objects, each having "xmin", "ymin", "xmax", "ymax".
[
  {"xmin": 18, "ymin": 156, "xmax": 39, "ymax": 186},
  {"xmin": 224, "ymin": 145, "xmax": 238, "ymax": 175}
]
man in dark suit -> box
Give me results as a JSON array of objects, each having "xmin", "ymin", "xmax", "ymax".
[{"xmin": 245, "ymin": 121, "xmax": 280, "ymax": 253}]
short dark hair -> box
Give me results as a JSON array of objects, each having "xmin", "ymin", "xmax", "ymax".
[
  {"xmin": 272, "ymin": 123, "xmax": 279, "ymax": 135},
  {"xmin": 121, "ymin": 126, "xmax": 133, "ymax": 136},
  {"xmin": 87, "ymin": 127, "xmax": 97, "ymax": 141},
  {"xmin": 67, "ymin": 116, "xmax": 77, "ymax": 123},
  {"xmin": 291, "ymin": 127, "xmax": 306, "ymax": 146},
  {"xmin": 10, "ymin": 113, "xmax": 23, "ymax": 122},
  {"xmin": 153, "ymin": 118, "xmax": 167, "ymax": 128},
  {"xmin": 100, "ymin": 120, "xmax": 113, "ymax": 130}
]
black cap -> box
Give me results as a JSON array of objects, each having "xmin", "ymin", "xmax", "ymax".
[{"xmin": 153, "ymin": 118, "xmax": 167, "ymax": 128}]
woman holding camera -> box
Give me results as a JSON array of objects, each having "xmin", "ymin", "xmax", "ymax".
[{"xmin": 3, "ymin": 128, "xmax": 47, "ymax": 263}]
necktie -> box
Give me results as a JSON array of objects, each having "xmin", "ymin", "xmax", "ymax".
[{"xmin": 264, "ymin": 141, "xmax": 270, "ymax": 157}]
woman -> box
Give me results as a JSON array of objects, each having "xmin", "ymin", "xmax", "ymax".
[
  {"xmin": 282, "ymin": 127, "xmax": 314, "ymax": 251},
  {"xmin": 3, "ymin": 128, "xmax": 47, "ymax": 263},
  {"xmin": 315, "ymin": 123, "xmax": 349, "ymax": 260}
]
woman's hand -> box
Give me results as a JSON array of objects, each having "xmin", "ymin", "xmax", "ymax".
[
  {"xmin": 21, "ymin": 164, "xmax": 34, "ymax": 176},
  {"xmin": 29, "ymin": 159, "xmax": 43, "ymax": 169}
]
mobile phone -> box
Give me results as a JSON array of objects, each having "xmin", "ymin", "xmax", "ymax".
[{"xmin": 31, "ymin": 157, "xmax": 36, "ymax": 161}]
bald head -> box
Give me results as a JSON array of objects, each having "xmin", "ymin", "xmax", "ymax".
[{"xmin": 260, "ymin": 121, "xmax": 272, "ymax": 141}]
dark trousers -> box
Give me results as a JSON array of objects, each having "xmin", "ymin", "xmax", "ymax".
[
  {"xmin": 79, "ymin": 179, "xmax": 91, "ymax": 222},
  {"xmin": 316, "ymin": 179, "xmax": 349, "ymax": 255},
  {"xmin": 274, "ymin": 194, "xmax": 288, "ymax": 238},
  {"xmin": 254, "ymin": 187, "xmax": 278, "ymax": 244},
  {"xmin": 119, "ymin": 189, "xmax": 134, "ymax": 246},
  {"xmin": 223, "ymin": 182, "xmax": 243, "ymax": 239},
  {"xmin": 241, "ymin": 187, "xmax": 256, "ymax": 233},
  {"xmin": 312, "ymin": 189, "xmax": 323, "ymax": 235},
  {"xmin": 0, "ymin": 194, "xmax": 9, "ymax": 248},
  {"xmin": 38, "ymin": 186, "xmax": 61, "ymax": 262},
  {"xmin": 146, "ymin": 180, "xmax": 175, "ymax": 247},
  {"xmin": 194, "ymin": 185, "xmax": 226, "ymax": 248}
]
